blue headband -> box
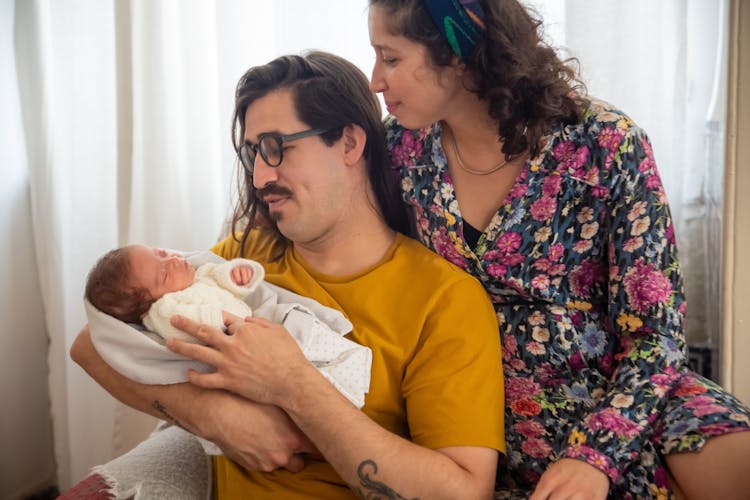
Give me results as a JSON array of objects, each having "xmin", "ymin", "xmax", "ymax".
[{"xmin": 423, "ymin": 0, "xmax": 486, "ymax": 60}]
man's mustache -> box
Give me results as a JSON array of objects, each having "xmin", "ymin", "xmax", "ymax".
[{"xmin": 256, "ymin": 183, "xmax": 293, "ymax": 202}]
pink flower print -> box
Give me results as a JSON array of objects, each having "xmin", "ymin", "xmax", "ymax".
[
  {"xmin": 599, "ymin": 353, "xmax": 615, "ymax": 378},
  {"xmin": 390, "ymin": 132, "xmax": 423, "ymax": 166},
  {"xmin": 683, "ymin": 395, "xmax": 716, "ymax": 408},
  {"xmin": 569, "ymin": 351, "xmax": 585, "ymax": 371},
  {"xmin": 510, "ymin": 358, "xmax": 528, "ymax": 371},
  {"xmin": 646, "ymin": 174, "xmax": 662, "ymax": 190},
  {"xmin": 508, "ymin": 182, "xmax": 528, "ymax": 200},
  {"xmin": 503, "ymin": 333, "xmax": 518, "ymax": 358},
  {"xmin": 651, "ymin": 367, "xmax": 680, "ymax": 396},
  {"xmin": 514, "ymin": 419, "xmax": 546, "ymax": 438},
  {"xmin": 683, "ymin": 396, "xmax": 721, "ymax": 418},
  {"xmin": 511, "ymin": 399, "xmax": 543, "ymax": 417},
  {"xmin": 431, "ymin": 229, "xmax": 468, "ymax": 270},
  {"xmin": 586, "ymin": 407, "xmax": 640, "ymax": 439},
  {"xmin": 552, "ymin": 140, "xmax": 575, "ymax": 162},
  {"xmin": 591, "ymin": 185, "xmax": 609, "ymax": 198},
  {"xmin": 530, "ymin": 196, "xmax": 557, "ymax": 221},
  {"xmin": 500, "ymin": 253, "xmax": 526, "ymax": 266},
  {"xmin": 542, "ymin": 174, "xmax": 562, "ymax": 196},
  {"xmin": 526, "ymin": 341, "xmax": 546, "ymax": 355},
  {"xmin": 496, "ymin": 232, "xmax": 522, "ymax": 254},
  {"xmin": 505, "ymin": 376, "xmax": 542, "ymax": 402},
  {"xmin": 532, "ymin": 274, "xmax": 550, "ymax": 291},
  {"xmin": 583, "ymin": 166, "xmax": 600, "ymax": 185},
  {"xmin": 623, "ymin": 236, "xmax": 644, "ymax": 252},
  {"xmin": 487, "ymin": 263, "xmax": 507, "ymax": 278},
  {"xmin": 549, "ymin": 243, "xmax": 564, "ymax": 261},
  {"xmin": 566, "ymin": 445, "xmax": 618, "ymax": 481},
  {"xmin": 597, "ymin": 126, "xmax": 626, "ymax": 152},
  {"xmin": 699, "ymin": 423, "xmax": 742, "ymax": 437},
  {"xmin": 521, "ymin": 437, "xmax": 552, "ymax": 458},
  {"xmin": 623, "ymin": 259, "xmax": 673, "ymax": 313},
  {"xmin": 568, "ymin": 259, "xmax": 604, "ymax": 297},
  {"xmin": 638, "ymin": 155, "xmax": 656, "ymax": 174},
  {"xmin": 573, "ymin": 239, "xmax": 593, "ymax": 253},
  {"xmin": 692, "ymin": 405, "xmax": 726, "ymax": 417},
  {"xmin": 533, "ymin": 258, "xmax": 551, "ymax": 272},
  {"xmin": 549, "ymin": 263, "xmax": 566, "ymax": 276},
  {"xmin": 552, "ymin": 141, "xmax": 589, "ymax": 171},
  {"xmin": 654, "ymin": 466, "xmax": 670, "ymax": 488}
]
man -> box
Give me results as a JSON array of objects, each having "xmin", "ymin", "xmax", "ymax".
[{"xmin": 71, "ymin": 51, "xmax": 504, "ymax": 499}]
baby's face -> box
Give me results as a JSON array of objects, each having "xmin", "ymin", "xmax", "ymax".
[{"xmin": 127, "ymin": 245, "xmax": 196, "ymax": 299}]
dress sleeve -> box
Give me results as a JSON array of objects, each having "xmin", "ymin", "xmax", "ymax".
[{"xmin": 563, "ymin": 125, "xmax": 687, "ymax": 481}]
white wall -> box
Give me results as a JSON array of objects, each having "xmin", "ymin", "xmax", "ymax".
[{"xmin": 0, "ymin": 0, "xmax": 56, "ymax": 497}]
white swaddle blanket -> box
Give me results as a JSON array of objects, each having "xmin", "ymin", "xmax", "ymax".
[{"xmin": 86, "ymin": 250, "xmax": 372, "ymax": 455}]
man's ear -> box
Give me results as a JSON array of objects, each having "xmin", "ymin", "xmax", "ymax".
[{"xmin": 342, "ymin": 124, "xmax": 367, "ymax": 166}]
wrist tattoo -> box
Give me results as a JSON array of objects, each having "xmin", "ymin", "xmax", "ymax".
[
  {"xmin": 354, "ymin": 459, "xmax": 419, "ymax": 500},
  {"xmin": 152, "ymin": 400, "xmax": 187, "ymax": 431}
]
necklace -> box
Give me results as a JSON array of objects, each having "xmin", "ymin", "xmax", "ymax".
[{"xmin": 450, "ymin": 130, "xmax": 512, "ymax": 176}]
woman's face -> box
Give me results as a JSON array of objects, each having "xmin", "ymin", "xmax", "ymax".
[{"xmin": 368, "ymin": 5, "xmax": 464, "ymax": 129}]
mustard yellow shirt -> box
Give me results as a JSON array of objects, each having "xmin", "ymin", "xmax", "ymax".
[{"xmin": 210, "ymin": 230, "xmax": 504, "ymax": 499}]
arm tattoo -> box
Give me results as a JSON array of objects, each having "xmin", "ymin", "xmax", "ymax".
[
  {"xmin": 152, "ymin": 400, "xmax": 187, "ymax": 431},
  {"xmin": 354, "ymin": 459, "xmax": 419, "ymax": 500}
]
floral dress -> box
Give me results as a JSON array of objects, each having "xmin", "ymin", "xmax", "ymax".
[{"xmin": 384, "ymin": 99, "xmax": 750, "ymax": 499}]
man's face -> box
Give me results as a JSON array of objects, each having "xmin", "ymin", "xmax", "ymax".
[{"xmin": 245, "ymin": 89, "xmax": 348, "ymax": 246}]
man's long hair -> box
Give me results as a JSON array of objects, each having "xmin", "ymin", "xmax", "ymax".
[{"xmin": 230, "ymin": 51, "xmax": 409, "ymax": 257}]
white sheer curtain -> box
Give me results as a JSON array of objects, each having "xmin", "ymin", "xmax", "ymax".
[
  {"xmin": 530, "ymin": 0, "xmax": 727, "ymax": 373},
  {"xmin": 7, "ymin": 0, "xmax": 374, "ymax": 490},
  {"xmin": 2, "ymin": 0, "xmax": 726, "ymax": 494}
]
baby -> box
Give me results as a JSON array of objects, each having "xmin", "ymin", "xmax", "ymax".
[
  {"xmin": 85, "ymin": 245, "xmax": 265, "ymax": 343},
  {"xmin": 84, "ymin": 244, "xmax": 372, "ymax": 410}
]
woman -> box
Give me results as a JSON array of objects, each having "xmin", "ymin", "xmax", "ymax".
[{"xmin": 368, "ymin": 0, "xmax": 750, "ymax": 498}]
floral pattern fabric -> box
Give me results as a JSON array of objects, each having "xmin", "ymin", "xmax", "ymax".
[{"xmin": 385, "ymin": 99, "xmax": 750, "ymax": 499}]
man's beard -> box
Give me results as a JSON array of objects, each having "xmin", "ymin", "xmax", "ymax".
[{"xmin": 256, "ymin": 182, "xmax": 293, "ymax": 223}]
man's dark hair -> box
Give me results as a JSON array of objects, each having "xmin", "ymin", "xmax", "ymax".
[{"xmin": 229, "ymin": 51, "xmax": 410, "ymax": 257}]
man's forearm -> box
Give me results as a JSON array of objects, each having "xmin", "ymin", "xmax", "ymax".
[
  {"xmin": 70, "ymin": 328, "xmax": 208, "ymax": 434},
  {"xmin": 70, "ymin": 327, "xmax": 313, "ymax": 471},
  {"xmin": 280, "ymin": 364, "xmax": 497, "ymax": 500}
]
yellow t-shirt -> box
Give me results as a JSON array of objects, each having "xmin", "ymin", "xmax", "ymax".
[{"xmin": 210, "ymin": 230, "xmax": 504, "ymax": 499}]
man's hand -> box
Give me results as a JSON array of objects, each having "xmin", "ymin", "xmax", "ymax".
[
  {"xmin": 205, "ymin": 393, "xmax": 316, "ymax": 472},
  {"xmin": 71, "ymin": 326, "xmax": 315, "ymax": 473},
  {"xmin": 230, "ymin": 265, "xmax": 255, "ymax": 286},
  {"xmin": 530, "ymin": 458, "xmax": 609, "ymax": 500},
  {"xmin": 166, "ymin": 315, "xmax": 311, "ymax": 406}
]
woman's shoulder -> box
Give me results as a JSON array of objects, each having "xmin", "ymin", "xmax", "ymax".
[
  {"xmin": 569, "ymin": 97, "xmax": 647, "ymax": 141},
  {"xmin": 383, "ymin": 115, "xmax": 441, "ymax": 169}
]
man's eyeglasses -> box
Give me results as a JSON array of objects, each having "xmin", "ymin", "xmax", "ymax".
[{"xmin": 239, "ymin": 128, "xmax": 331, "ymax": 174}]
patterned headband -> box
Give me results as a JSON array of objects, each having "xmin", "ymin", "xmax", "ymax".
[{"xmin": 423, "ymin": 0, "xmax": 486, "ymax": 60}]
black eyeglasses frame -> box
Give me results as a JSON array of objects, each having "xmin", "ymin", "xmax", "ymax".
[{"xmin": 239, "ymin": 128, "xmax": 331, "ymax": 173}]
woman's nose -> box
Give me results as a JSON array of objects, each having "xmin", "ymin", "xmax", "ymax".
[{"xmin": 369, "ymin": 64, "xmax": 386, "ymax": 93}]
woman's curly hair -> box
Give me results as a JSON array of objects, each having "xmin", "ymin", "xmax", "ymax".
[{"xmin": 370, "ymin": 0, "xmax": 588, "ymax": 159}]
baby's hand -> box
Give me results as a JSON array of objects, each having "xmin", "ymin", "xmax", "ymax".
[{"xmin": 231, "ymin": 265, "xmax": 254, "ymax": 286}]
